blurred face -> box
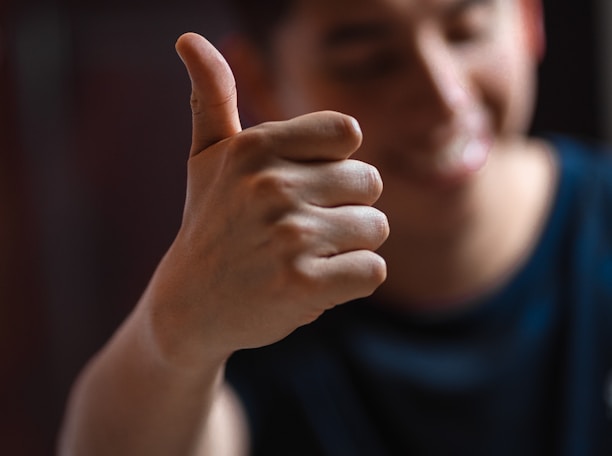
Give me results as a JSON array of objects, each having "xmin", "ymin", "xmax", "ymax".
[
  {"xmin": 235, "ymin": 0, "xmax": 544, "ymax": 241},
  {"xmin": 263, "ymin": 0, "xmax": 541, "ymax": 188}
]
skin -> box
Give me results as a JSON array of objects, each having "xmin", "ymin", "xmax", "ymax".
[
  {"xmin": 59, "ymin": 0, "xmax": 556, "ymax": 454},
  {"xmin": 231, "ymin": 0, "xmax": 554, "ymax": 309}
]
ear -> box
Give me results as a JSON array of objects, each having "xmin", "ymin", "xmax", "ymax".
[
  {"xmin": 520, "ymin": 0, "xmax": 546, "ymax": 62},
  {"xmin": 219, "ymin": 34, "xmax": 283, "ymax": 126}
]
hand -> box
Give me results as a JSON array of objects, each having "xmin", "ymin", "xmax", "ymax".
[{"xmin": 145, "ymin": 33, "xmax": 388, "ymax": 365}]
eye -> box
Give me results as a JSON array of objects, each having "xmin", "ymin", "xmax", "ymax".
[
  {"xmin": 326, "ymin": 50, "xmax": 405, "ymax": 84},
  {"xmin": 445, "ymin": 0, "xmax": 494, "ymax": 44}
]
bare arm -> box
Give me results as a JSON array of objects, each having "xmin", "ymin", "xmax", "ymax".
[
  {"xmin": 58, "ymin": 33, "xmax": 388, "ymax": 455},
  {"xmin": 58, "ymin": 300, "xmax": 248, "ymax": 456}
]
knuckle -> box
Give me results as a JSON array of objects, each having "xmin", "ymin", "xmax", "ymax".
[
  {"xmin": 274, "ymin": 215, "xmax": 313, "ymax": 248},
  {"xmin": 367, "ymin": 254, "xmax": 388, "ymax": 287},
  {"xmin": 292, "ymin": 260, "xmax": 327, "ymax": 297},
  {"xmin": 250, "ymin": 169, "xmax": 297, "ymax": 204},
  {"xmin": 362, "ymin": 164, "xmax": 383, "ymax": 199},
  {"xmin": 230, "ymin": 128, "xmax": 270, "ymax": 155},
  {"xmin": 273, "ymin": 255, "xmax": 319, "ymax": 300},
  {"xmin": 335, "ymin": 113, "xmax": 360, "ymax": 142},
  {"xmin": 372, "ymin": 209, "xmax": 390, "ymax": 240},
  {"xmin": 357, "ymin": 254, "xmax": 387, "ymax": 296},
  {"xmin": 314, "ymin": 111, "xmax": 361, "ymax": 144},
  {"xmin": 189, "ymin": 92, "xmax": 200, "ymax": 114},
  {"xmin": 224, "ymin": 129, "xmax": 276, "ymax": 174},
  {"xmin": 327, "ymin": 111, "xmax": 351, "ymax": 134},
  {"xmin": 359, "ymin": 207, "xmax": 389, "ymax": 242}
]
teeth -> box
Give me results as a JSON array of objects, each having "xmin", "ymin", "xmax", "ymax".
[
  {"xmin": 436, "ymin": 136, "xmax": 469, "ymax": 175},
  {"xmin": 461, "ymin": 138, "xmax": 488, "ymax": 171},
  {"xmin": 435, "ymin": 136, "xmax": 489, "ymax": 176}
]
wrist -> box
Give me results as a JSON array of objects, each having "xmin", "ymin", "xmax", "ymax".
[{"xmin": 131, "ymin": 272, "xmax": 235, "ymax": 377}]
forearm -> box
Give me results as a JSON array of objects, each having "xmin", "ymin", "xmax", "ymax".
[{"xmin": 58, "ymin": 300, "xmax": 236, "ymax": 456}]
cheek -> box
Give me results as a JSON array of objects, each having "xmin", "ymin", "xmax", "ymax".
[
  {"xmin": 476, "ymin": 47, "xmax": 538, "ymax": 136},
  {"xmin": 278, "ymin": 80, "xmax": 375, "ymax": 118}
]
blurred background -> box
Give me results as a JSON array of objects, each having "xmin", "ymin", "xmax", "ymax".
[{"xmin": 1, "ymin": 0, "xmax": 611, "ymax": 454}]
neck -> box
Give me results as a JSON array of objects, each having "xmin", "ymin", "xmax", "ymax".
[{"xmin": 375, "ymin": 137, "xmax": 556, "ymax": 314}]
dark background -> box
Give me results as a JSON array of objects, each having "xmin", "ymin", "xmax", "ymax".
[{"xmin": 0, "ymin": 1, "xmax": 607, "ymax": 454}]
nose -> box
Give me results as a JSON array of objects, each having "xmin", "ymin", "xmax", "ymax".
[{"xmin": 398, "ymin": 32, "xmax": 469, "ymax": 126}]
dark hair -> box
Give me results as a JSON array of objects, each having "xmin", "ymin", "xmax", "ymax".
[{"xmin": 228, "ymin": 0, "xmax": 296, "ymax": 50}]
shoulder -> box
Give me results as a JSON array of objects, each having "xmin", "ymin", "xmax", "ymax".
[
  {"xmin": 543, "ymin": 134, "xmax": 612, "ymax": 215},
  {"xmin": 548, "ymin": 134, "xmax": 612, "ymax": 179},
  {"xmin": 545, "ymin": 134, "xmax": 612, "ymax": 299}
]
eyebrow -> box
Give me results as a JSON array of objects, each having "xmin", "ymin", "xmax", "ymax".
[
  {"xmin": 446, "ymin": 0, "xmax": 492, "ymax": 17},
  {"xmin": 320, "ymin": 0, "xmax": 492, "ymax": 51},
  {"xmin": 321, "ymin": 22, "xmax": 392, "ymax": 50},
  {"xmin": 320, "ymin": 0, "xmax": 492, "ymax": 49}
]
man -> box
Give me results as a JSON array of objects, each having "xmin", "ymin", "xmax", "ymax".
[{"xmin": 59, "ymin": 0, "xmax": 612, "ymax": 454}]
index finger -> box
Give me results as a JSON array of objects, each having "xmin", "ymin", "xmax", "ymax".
[{"xmin": 246, "ymin": 110, "xmax": 363, "ymax": 162}]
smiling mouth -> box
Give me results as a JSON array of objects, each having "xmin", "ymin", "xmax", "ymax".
[
  {"xmin": 373, "ymin": 104, "xmax": 495, "ymax": 186},
  {"xmin": 377, "ymin": 132, "xmax": 492, "ymax": 187}
]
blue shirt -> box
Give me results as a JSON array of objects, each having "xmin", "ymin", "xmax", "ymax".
[{"xmin": 227, "ymin": 136, "xmax": 612, "ymax": 455}]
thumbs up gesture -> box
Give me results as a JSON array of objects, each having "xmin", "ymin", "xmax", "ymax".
[{"xmin": 146, "ymin": 33, "xmax": 389, "ymax": 366}]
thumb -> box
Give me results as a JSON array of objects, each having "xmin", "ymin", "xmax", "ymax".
[{"xmin": 175, "ymin": 32, "xmax": 242, "ymax": 157}]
